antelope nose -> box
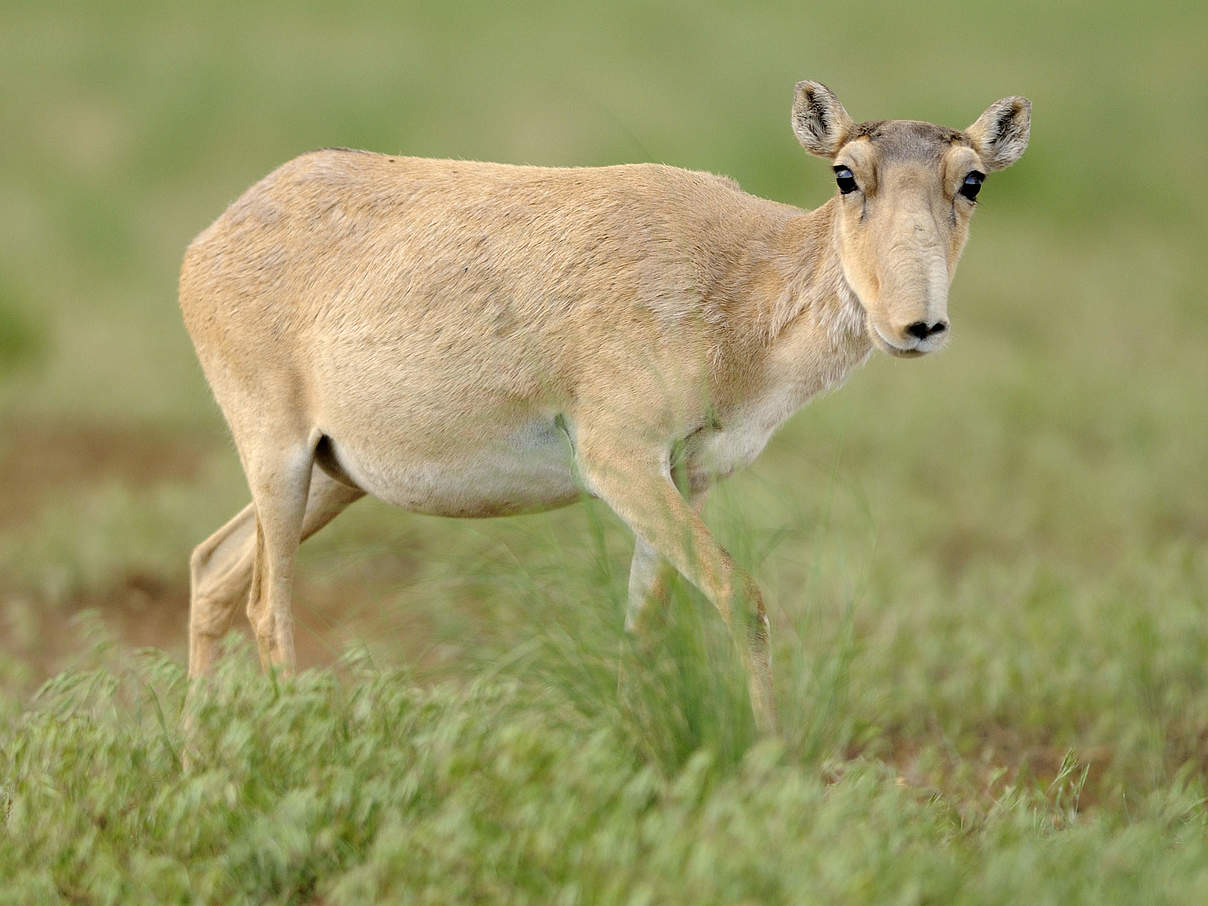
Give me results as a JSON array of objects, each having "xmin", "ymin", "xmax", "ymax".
[{"xmin": 905, "ymin": 320, "xmax": 948, "ymax": 341}]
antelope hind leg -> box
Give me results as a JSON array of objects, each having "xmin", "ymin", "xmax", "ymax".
[{"xmin": 188, "ymin": 466, "xmax": 364, "ymax": 678}]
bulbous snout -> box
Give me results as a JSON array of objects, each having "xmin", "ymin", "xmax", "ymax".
[
  {"xmin": 836, "ymin": 181, "xmax": 965, "ymax": 358},
  {"xmin": 867, "ymin": 257, "xmax": 952, "ymax": 357}
]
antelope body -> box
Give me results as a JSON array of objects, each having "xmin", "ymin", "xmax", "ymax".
[{"xmin": 181, "ymin": 82, "xmax": 1030, "ymax": 731}]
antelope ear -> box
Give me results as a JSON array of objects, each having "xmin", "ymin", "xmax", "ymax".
[
  {"xmin": 966, "ymin": 97, "xmax": 1031, "ymax": 171},
  {"xmin": 791, "ymin": 81, "xmax": 854, "ymax": 158}
]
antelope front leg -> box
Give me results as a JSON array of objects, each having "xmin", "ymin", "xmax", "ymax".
[
  {"xmin": 626, "ymin": 538, "xmax": 678, "ymax": 633},
  {"xmin": 625, "ymin": 488, "xmax": 708, "ymax": 632},
  {"xmin": 579, "ymin": 438, "xmax": 776, "ymax": 734}
]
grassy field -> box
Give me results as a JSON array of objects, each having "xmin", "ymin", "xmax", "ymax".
[{"xmin": 2, "ymin": 0, "xmax": 1207, "ymax": 901}]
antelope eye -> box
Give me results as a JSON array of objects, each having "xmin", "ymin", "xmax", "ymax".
[
  {"xmin": 959, "ymin": 170, "xmax": 985, "ymax": 201},
  {"xmin": 833, "ymin": 166, "xmax": 858, "ymax": 195}
]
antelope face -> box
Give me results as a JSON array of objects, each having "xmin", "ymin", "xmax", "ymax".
[{"xmin": 792, "ymin": 81, "xmax": 1030, "ymax": 358}]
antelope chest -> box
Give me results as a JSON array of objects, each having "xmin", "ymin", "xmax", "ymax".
[{"xmin": 683, "ymin": 385, "xmax": 803, "ymax": 483}]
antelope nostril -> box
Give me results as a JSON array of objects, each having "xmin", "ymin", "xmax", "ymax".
[{"xmin": 905, "ymin": 321, "xmax": 947, "ymax": 341}]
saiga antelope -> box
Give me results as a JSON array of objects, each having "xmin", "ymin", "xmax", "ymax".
[{"xmin": 181, "ymin": 81, "xmax": 1030, "ymax": 732}]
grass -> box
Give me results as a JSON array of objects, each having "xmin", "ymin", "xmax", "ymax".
[
  {"xmin": 2, "ymin": 0, "xmax": 1207, "ymax": 901},
  {"xmin": 3, "ymin": 622, "xmax": 1208, "ymax": 905}
]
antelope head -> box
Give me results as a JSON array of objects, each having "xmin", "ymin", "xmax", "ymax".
[{"xmin": 792, "ymin": 81, "xmax": 1030, "ymax": 357}]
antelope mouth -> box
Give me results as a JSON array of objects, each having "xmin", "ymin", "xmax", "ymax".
[{"xmin": 868, "ymin": 321, "xmax": 927, "ymax": 358}]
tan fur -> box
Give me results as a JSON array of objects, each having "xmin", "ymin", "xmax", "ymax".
[{"xmin": 181, "ymin": 83, "xmax": 1029, "ymax": 732}]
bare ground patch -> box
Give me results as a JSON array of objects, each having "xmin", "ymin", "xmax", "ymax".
[
  {"xmin": 0, "ymin": 417, "xmax": 441, "ymax": 685},
  {"xmin": 0, "ymin": 417, "xmax": 209, "ymax": 531},
  {"xmin": 836, "ymin": 722, "xmax": 1154, "ymax": 821},
  {"xmin": 1, "ymin": 565, "xmax": 437, "ymax": 690}
]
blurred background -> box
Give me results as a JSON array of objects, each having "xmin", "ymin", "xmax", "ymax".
[{"xmin": 1, "ymin": 0, "xmax": 1204, "ymax": 794}]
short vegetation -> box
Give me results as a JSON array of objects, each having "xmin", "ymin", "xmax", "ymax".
[{"xmin": 4, "ymin": 604, "xmax": 1208, "ymax": 904}]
